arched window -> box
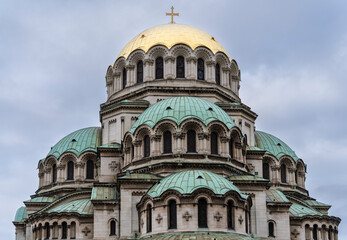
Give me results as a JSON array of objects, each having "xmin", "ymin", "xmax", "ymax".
[
  {"xmin": 198, "ymin": 198, "xmax": 208, "ymax": 228},
  {"xmin": 67, "ymin": 161, "xmax": 74, "ymax": 180},
  {"xmin": 268, "ymin": 222, "xmax": 275, "ymax": 237},
  {"xmin": 155, "ymin": 57, "xmax": 164, "ymax": 79},
  {"xmin": 62, "ymin": 222, "xmax": 67, "ymax": 239},
  {"xmin": 70, "ymin": 222, "xmax": 76, "ymax": 239},
  {"xmin": 143, "ymin": 135, "xmax": 150, "ymax": 157},
  {"xmin": 216, "ymin": 63, "xmax": 221, "ymax": 85},
  {"xmin": 168, "ymin": 200, "xmax": 177, "ymax": 229},
  {"xmin": 110, "ymin": 220, "xmax": 116, "ymax": 236},
  {"xmin": 146, "ymin": 204, "xmax": 152, "ymax": 233},
  {"xmin": 229, "ymin": 138, "xmax": 234, "ymax": 158},
  {"xmin": 313, "ymin": 224, "xmax": 318, "ymax": 240},
  {"xmin": 245, "ymin": 205, "xmax": 251, "ymax": 234},
  {"xmin": 137, "ymin": 60, "xmax": 143, "ymax": 83},
  {"xmin": 197, "ymin": 58, "xmax": 205, "ymax": 80},
  {"xmin": 45, "ymin": 222, "xmax": 50, "ymax": 239},
  {"xmin": 211, "ymin": 132, "xmax": 218, "ymax": 154},
  {"xmin": 227, "ymin": 200, "xmax": 234, "ymax": 230},
  {"xmin": 122, "ymin": 68, "xmax": 127, "ymax": 89},
  {"xmin": 281, "ymin": 164, "xmax": 287, "ymax": 183},
  {"xmin": 176, "ymin": 56, "xmax": 185, "ymax": 78},
  {"xmin": 263, "ymin": 162, "xmax": 270, "ymax": 180},
  {"xmin": 163, "ymin": 131, "xmax": 172, "ymax": 153},
  {"xmin": 52, "ymin": 164, "xmax": 57, "ymax": 183},
  {"xmin": 86, "ymin": 160, "xmax": 94, "ymax": 179},
  {"xmin": 131, "ymin": 143, "xmax": 134, "ymax": 159},
  {"xmin": 187, "ymin": 130, "xmax": 196, "ymax": 153}
]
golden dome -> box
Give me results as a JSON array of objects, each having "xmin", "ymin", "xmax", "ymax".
[{"xmin": 117, "ymin": 24, "xmax": 230, "ymax": 60}]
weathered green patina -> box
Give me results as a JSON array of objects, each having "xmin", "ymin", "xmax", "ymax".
[
  {"xmin": 266, "ymin": 189, "xmax": 290, "ymax": 203},
  {"xmin": 14, "ymin": 206, "xmax": 27, "ymax": 223},
  {"xmin": 46, "ymin": 199, "xmax": 93, "ymax": 215},
  {"xmin": 146, "ymin": 170, "xmax": 247, "ymax": 199},
  {"xmin": 290, "ymin": 203, "xmax": 324, "ymax": 217},
  {"xmin": 91, "ymin": 187, "xmax": 118, "ymax": 201},
  {"xmin": 255, "ymin": 131, "xmax": 299, "ymax": 161},
  {"xmin": 304, "ymin": 199, "xmax": 331, "ymax": 207},
  {"xmin": 46, "ymin": 127, "xmax": 101, "ymax": 161},
  {"xmin": 24, "ymin": 196, "xmax": 56, "ymax": 203},
  {"xmin": 118, "ymin": 173, "xmax": 162, "ymax": 180},
  {"xmin": 227, "ymin": 175, "xmax": 269, "ymax": 182},
  {"xmin": 129, "ymin": 97, "xmax": 236, "ymax": 134}
]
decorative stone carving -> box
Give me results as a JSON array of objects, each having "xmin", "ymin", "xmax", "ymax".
[
  {"xmin": 182, "ymin": 211, "xmax": 192, "ymax": 221},
  {"xmin": 156, "ymin": 214, "xmax": 163, "ymax": 224},
  {"xmin": 198, "ymin": 132, "xmax": 209, "ymax": 140},
  {"xmin": 109, "ymin": 161, "xmax": 119, "ymax": 172},
  {"xmin": 291, "ymin": 229, "xmax": 300, "ymax": 238},
  {"xmin": 238, "ymin": 215, "xmax": 243, "ymax": 224},
  {"xmin": 82, "ymin": 226, "xmax": 91, "ymax": 236},
  {"xmin": 214, "ymin": 212, "xmax": 222, "ymax": 222}
]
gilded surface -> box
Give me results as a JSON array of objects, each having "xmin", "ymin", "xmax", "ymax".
[{"xmin": 117, "ymin": 24, "xmax": 230, "ymax": 60}]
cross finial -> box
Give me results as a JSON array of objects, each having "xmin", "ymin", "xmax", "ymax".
[{"xmin": 166, "ymin": 6, "xmax": 179, "ymax": 24}]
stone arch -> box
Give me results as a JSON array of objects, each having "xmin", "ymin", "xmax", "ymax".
[
  {"xmin": 123, "ymin": 133, "xmax": 134, "ymax": 166},
  {"xmin": 180, "ymin": 119, "xmax": 205, "ymax": 153},
  {"xmin": 207, "ymin": 122, "xmax": 228, "ymax": 155},
  {"xmin": 170, "ymin": 44, "xmax": 193, "ymax": 58},
  {"xmin": 194, "ymin": 46, "xmax": 214, "ymax": 62},
  {"xmin": 147, "ymin": 45, "xmax": 169, "ymax": 60},
  {"xmin": 127, "ymin": 50, "xmax": 146, "ymax": 66},
  {"xmin": 215, "ymin": 52, "xmax": 230, "ymax": 68},
  {"xmin": 113, "ymin": 57, "xmax": 126, "ymax": 70}
]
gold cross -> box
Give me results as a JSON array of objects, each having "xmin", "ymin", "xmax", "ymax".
[{"xmin": 166, "ymin": 6, "xmax": 179, "ymax": 24}]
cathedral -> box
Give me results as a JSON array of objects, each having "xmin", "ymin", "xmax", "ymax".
[{"xmin": 13, "ymin": 10, "xmax": 340, "ymax": 240}]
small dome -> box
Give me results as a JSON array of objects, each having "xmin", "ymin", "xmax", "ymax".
[
  {"xmin": 13, "ymin": 206, "xmax": 27, "ymax": 223},
  {"xmin": 255, "ymin": 131, "xmax": 299, "ymax": 161},
  {"xmin": 129, "ymin": 97, "xmax": 235, "ymax": 134},
  {"xmin": 46, "ymin": 127, "xmax": 101, "ymax": 161},
  {"xmin": 117, "ymin": 24, "xmax": 230, "ymax": 60},
  {"xmin": 146, "ymin": 170, "xmax": 247, "ymax": 199}
]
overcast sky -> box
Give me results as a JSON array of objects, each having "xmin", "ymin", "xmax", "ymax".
[{"xmin": 1, "ymin": 0, "xmax": 346, "ymax": 239}]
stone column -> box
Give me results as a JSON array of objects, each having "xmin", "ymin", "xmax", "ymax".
[
  {"xmin": 57, "ymin": 164, "xmax": 65, "ymax": 182},
  {"xmin": 151, "ymin": 134, "xmax": 161, "ymax": 156},
  {"xmin": 49, "ymin": 226, "xmax": 53, "ymax": 240},
  {"xmin": 271, "ymin": 166, "xmax": 280, "ymax": 183},
  {"xmin": 133, "ymin": 140, "xmax": 142, "ymax": 161},
  {"xmin": 289, "ymin": 167, "xmax": 296, "ymax": 185},
  {"xmin": 126, "ymin": 65, "xmax": 135, "ymax": 86},
  {"xmin": 206, "ymin": 60, "xmax": 216, "ymax": 83},
  {"xmin": 144, "ymin": 59, "xmax": 154, "ymax": 81},
  {"xmin": 76, "ymin": 162, "xmax": 85, "ymax": 180},
  {"xmin": 222, "ymin": 67, "xmax": 231, "ymax": 88},
  {"xmin": 186, "ymin": 56, "xmax": 197, "ymax": 79},
  {"xmin": 67, "ymin": 225, "xmax": 71, "ymax": 240},
  {"xmin": 198, "ymin": 132, "xmax": 206, "ymax": 154},
  {"xmin": 164, "ymin": 56, "xmax": 175, "ymax": 79},
  {"xmin": 114, "ymin": 72, "xmax": 121, "ymax": 92},
  {"xmin": 173, "ymin": 132, "xmax": 184, "ymax": 154},
  {"xmin": 58, "ymin": 225, "xmax": 62, "ymax": 239},
  {"xmin": 220, "ymin": 136, "xmax": 229, "ymax": 157}
]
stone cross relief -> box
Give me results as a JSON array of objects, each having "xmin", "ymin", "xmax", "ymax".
[
  {"xmin": 108, "ymin": 161, "xmax": 119, "ymax": 172},
  {"xmin": 182, "ymin": 211, "xmax": 192, "ymax": 221},
  {"xmin": 214, "ymin": 212, "xmax": 223, "ymax": 222},
  {"xmin": 291, "ymin": 229, "xmax": 300, "ymax": 238},
  {"xmin": 156, "ymin": 214, "xmax": 163, "ymax": 224},
  {"xmin": 238, "ymin": 215, "xmax": 244, "ymax": 224},
  {"xmin": 82, "ymin": 226, "xmax": 91, "ymax": 236}
]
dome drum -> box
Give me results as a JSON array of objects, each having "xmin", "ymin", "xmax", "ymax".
[{"xmin": 106, "ymin": 40, "xmax": 241, "ymax": 101}]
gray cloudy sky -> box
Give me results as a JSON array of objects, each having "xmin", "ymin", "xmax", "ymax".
[{"xmin": 1, "ymin": 0, "xmax": 346, "ymax": 239}]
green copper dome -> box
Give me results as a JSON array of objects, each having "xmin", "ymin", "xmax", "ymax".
[
  {"xmin": 13, "ymin": 206, "xmax": 27, "ymax": 223},
  {"xmin": 255, "ymin": 131, "xmax": 299, "ymax": 161},
  {"xmin": 46, "ymin": 127, "xmax": 101, "ymax": 161},
  {"xmin": 146, "ymin": 170, "xmax": 248, "ymax": 199},
  {"xmin": 129, "ymin": 97, "xmax": 235, "ymax": 134}
]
